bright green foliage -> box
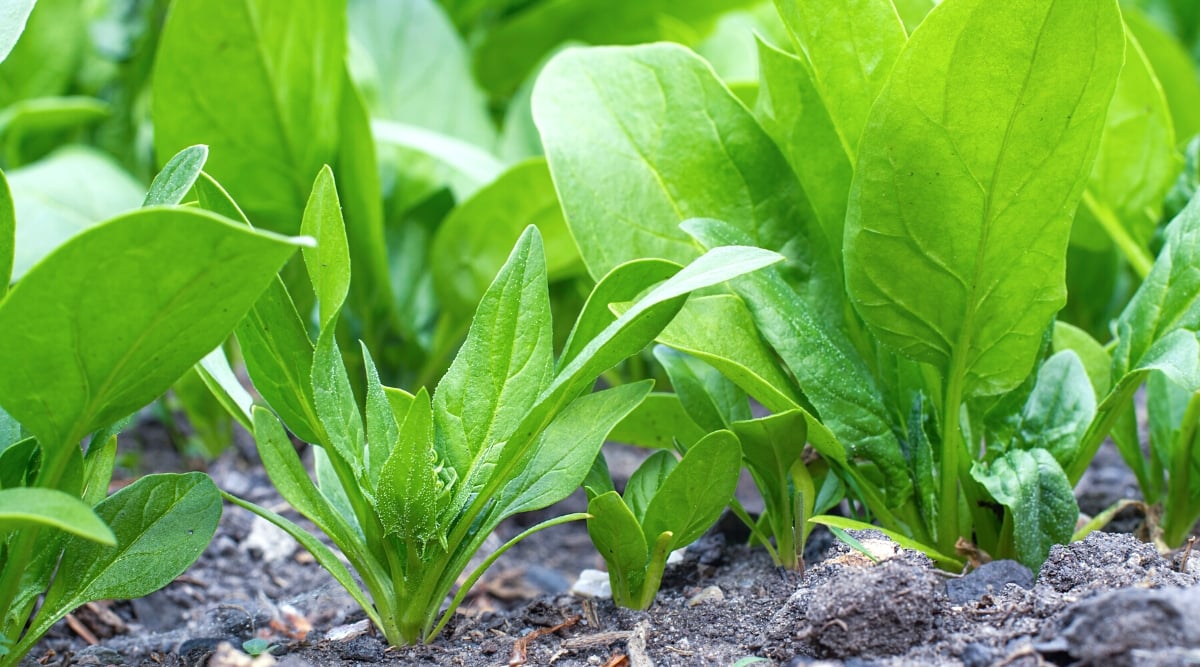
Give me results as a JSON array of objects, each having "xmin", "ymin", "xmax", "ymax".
[
  {"xmin": 1073, "ymin": 26, "xmax": 1183, "ymax": 277},
  {"xmin": 7, "ymin": 148, "xmax": 144, "ymax": 280},
  {"xmin": 534, "ymin": 43, "xmax": 809, "ymax": 282},
  {"xmin": 539, "ymin": 0, "xmax": 1135, "ymax": 571},
  {"xmin": 225, "ymin": 166, "xmax": 784, "ymax": 644},
  {"xmin": 0, "ymin": 154, "xmax": 301, "ymax": 665},
  {"xmin": 1084, "ymin": 194, "xmax": 1200, "ymax": 547},
  {"xmin": 585, "ymin": 431, "xmax": 742, "ymax": 609},
  {"xmin": 0, "ymin": 167, "xmax": 10, "ymax": 297}
]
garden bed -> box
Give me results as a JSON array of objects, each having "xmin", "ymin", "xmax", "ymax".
[{"xmin": 25, "ymin": 434, "xmax": 1200, "ymax": 667}]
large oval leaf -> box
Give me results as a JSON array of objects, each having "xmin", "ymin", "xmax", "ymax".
[
  {"xmin": 152, "ymin": 0, "xmax": 344, "ymax": 233},
  {"xmin": 533, "ymin": 43, "xmax": 812, "ymax": 281},
  {"xmin": 844, "ymin": 0, "xmax": 1124, "ymax": 397},
  {"xmin": 0, "ymin": 208, "xmax": 304, "ymax": 450}
]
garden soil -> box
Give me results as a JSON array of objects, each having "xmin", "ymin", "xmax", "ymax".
[{"xmin": 22, "ymin": 425, "xmax": 1200, "ymax": 667}]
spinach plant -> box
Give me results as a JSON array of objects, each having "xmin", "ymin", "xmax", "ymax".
[
  {"xmin": 533, "ymin": 0, "xmax": 1183, "ymax": 570},
  {"xmin": 1094, "ymin": 193, "xmax": 1200, "ymax": 548},
  {"xmin": 210, "ymin": 165, "xmax": 782, "ymax": 644},
  {"xmin": 0, "ymin": 159, "xmax": 305, "ymax": 665},
  {"xmin": 584, "ymin": 428, "xmax": 741, "ymax": 609}
]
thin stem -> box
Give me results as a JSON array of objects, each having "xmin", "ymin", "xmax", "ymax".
[
  {"xmin": 1082, "ymin": 191, "xmax": 1153, "ymax": 279},
  {"xmin": 1163, "ymin": 392, "xmax": 1200, "ymax": 547},
  {"xmin": 939, "ymin": 369, "xmax": 965, "ymax": 554}
]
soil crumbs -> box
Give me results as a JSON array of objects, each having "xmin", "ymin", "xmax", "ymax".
[{"xmin": 23, "ymin": 443, "xmax": 1200, "ymax": 667}]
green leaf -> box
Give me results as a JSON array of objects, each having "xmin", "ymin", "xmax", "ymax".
[
  {"xmin": 892, "ymin": 0, "xmax": 934, "ymax": 31},
  {"xmin": 754, "ymin": 37, "xmax": 853, "ymax": 270},
  {"xmin": 496, "ymin": 380, "xmax": 652, "ymax": 519},
  {"xmin": 0, "ymin": 0, "xmax": 37, "ymax": 63},
  {"xmin": 609, "ymin": 393, "xmax": 706, "ymax": 450},
  {"xmin": 656, "ymin": 294, "xmax": 803, "ymax": 412},
  {"xmin": 533, "ymin": 43, "xmax": 811, "ymax": 281},
  {"xmin": 251, "ymin": 408, "xmax": 375, "ymax": 570},
  {"xmin": 152, "ymin": 0, "xmax": 344, "ymax": 234},
  {"xmin": 809, "ymin": 515, "xmax": 962, "ymax": 569},
  {"xmin": 844, "ymin": 0, "xmax": 1125, "ymax": 397},
  {"xmin": 1010, "ymin": 351, "xmax": 1096, "ymax": 468},
  {"xmin": 586, "ymin": 490, "xmax": 647, "ymax": 602},
  {"xmin": 371, "ymin": 120, "xmax": 504, "ymax": 200},
  {"xmin": 7, "ymin": 147, "xmax": 143, "ymax": 280},
  {"xmin": 348, "ymin": 0, "xmax": 494, "ymax": 148},
  {"xmin": 433, "ymin": 226, "xmax": 554, "ymax": 479},
  {"xmin": 300, "ymin": 166, "xmax": 351, "ymax": 327},
  {"xmin": 0, "ymin": 208, "xmax": 304, "ymax": 452},
  {"xmin": 653, "ymin": 346, "xmax": 750, "ymax": 432},
  {"xmin": 236, "ymin": 278, "xmax": 324, "ymax": 445},
  {"xmin": 332, "ymin": 70, "xmax": 393, "ymax": 323},
  {"xmin": 625, "ymin": 451, "xmax": 677, "ymax": 525},
  {"xmin": 361, "ymin": 344, "xmax": 398, "ymax": 488},
  {"xmin": 521, "ymin": 245, "xmax": 785, "ymax": 452},
  {"xmin": 377, "ymin": 388, "xmax": 442, "ymax": 548},
  {"xmin": 971, "ymin": 448, "xmax": 1077, "ymax": 569},
  {"xmin": 0, "ymin": 488, "xmax": 114, "ymax": 544},
  {"xmin": 0, "ymin": 167, "xmax": 11, "ymax": 297},
  {"xmin": 642, "ymin": 429, "xmax": 741, "ymax": 550},
  {"xmin": 559, "ymin": 258, "xmax": 679, "ymax": 372},
  {"xmin": 143, "ymin": 145, "xmax": 209, "ymax": 207},
  {"xmin": 1052, "ymin": 321, "xmax": 1112, "ymax": 398},
  {"xmin": 773, "ymin": 0, "xmax": 906, "ymax": 162},
  {"xmin": 431, "ymin": 159, "xmax": 581, "ymax": 318},
  {"xmin": 0, "ymin": 0, "xmax": 83, "ymax": 103},
  {"xmin": 34, "ymin": 473, "xmax": 220, "ymax": 633},
  {"xmin": 0, "ymin": 97, "xmax": 109, "ymax": 163},
  {"xmin": 312, "ymin": 329, "xmax": 366, "ymax": 475},
  {"xmin": 729, "ymin": 412, "xmax": 806, "ymax": 499},
  {"xmin": 1124, "ymin": 7, "xmax": 1200, "ymax": 147},
  {"xmin": 683, "ymin": 218, "xmax": 909, "ymax": 502},
  {"xmin": 1113, "ymin": 195, "xmax": 1200, "ymax": 378},
  {"xmin": 474, "ymin": 0, "xmax": 760, "ymax": 100},
  {"xmin": 0, "ymin": 437, "xmax": 36, "ymax": 488},
  {"xmin": 1074, "ymin": 27, "xmax": 1182, "ymax": 270},
  {"xmin": 195, "ymin": 346, "xmax": 255, "ymax": 432}
]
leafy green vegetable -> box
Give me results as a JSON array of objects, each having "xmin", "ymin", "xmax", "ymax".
[
  {"xmin": 585, "ymin": 430, "xmax": 742, "ymax": 609},
  {"xmin": 542, "ymin": 0, "xmax": 1129, "ymax": 572},
  {"xmin": 225, "ymin": 163, "xmax": 785, "ymax": 643},
  {"xmin": 0, "ymin": 153, "xmax": 297, "ymax": 665},
  {"xmin": 843, "ymin": 0, "xmax": 1123, "ymax": 553}
]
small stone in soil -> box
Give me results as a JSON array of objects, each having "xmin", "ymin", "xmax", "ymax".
[
  {"xmin": 945, "ymin": 560, "xmax": 1033, "ymax": 603},
  {"xmin": 571, "ymin": 569, "xmax": 612, "ymax": 599},
  {"xmin": 685, "ymin": 585, "xmax": 725, "ymax": 607}
]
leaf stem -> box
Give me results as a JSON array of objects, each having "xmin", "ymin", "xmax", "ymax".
[
  {"xmin": 1083, "ymin": 191, "xmax": 1153, "ymax": 280},
  {"xmin": 1162, "ymin": 391, "xmax": 1200, "ymax": 547},
  {"xmin": 939, "ymin": 369, "xmax": 965, "ymax": 554}
]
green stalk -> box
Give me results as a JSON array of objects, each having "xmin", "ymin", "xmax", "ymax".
[
  {"xmin": 0, "ymin": 430, "xmax": 83, "ymax": 640},
  {"xmin": 939, "ymin": 367, "xmax": 966, "ymax": 554},
  {"xmin": 1068, "ymin": 373, "xmax": 1145, "ymax": 484},
  {"xmin": 1082, "ymin": 191, "xmax": 1153, "ymax": 279},
  {"xmin": 1162, "ymin": 392, "xmax": 1200, "ymax": 547}
]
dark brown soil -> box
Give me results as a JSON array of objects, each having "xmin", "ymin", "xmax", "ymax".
[{"xmin": 21, "ymin": 427, "xmax": 1200, "ymax": 667}]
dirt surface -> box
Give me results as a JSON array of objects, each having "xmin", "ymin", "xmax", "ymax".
[{"xmin": 22, "ymin": 429, "xmax": 1200, "ymax": 667}]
